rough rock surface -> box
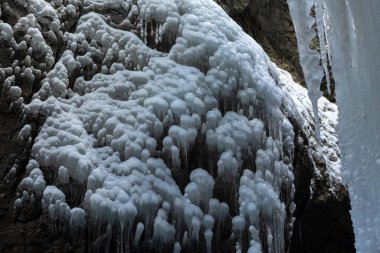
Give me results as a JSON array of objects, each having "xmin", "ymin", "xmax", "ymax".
[{"xmin": 214, "ymin": 0, "xmax": 304, "ymax": 84}]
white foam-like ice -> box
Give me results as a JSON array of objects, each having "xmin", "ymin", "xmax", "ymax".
[{"xmin": 12, "ymin": 0, "xmax": 340, "ymax": 251}]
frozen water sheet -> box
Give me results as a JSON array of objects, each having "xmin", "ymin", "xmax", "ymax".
[
  {"xmin": 323, "ymin": 1, "xmax": 380, "ymax": 252},
  {"xmin": 288, "ymin": 0, "xmax": 380, "ymax": 251}
]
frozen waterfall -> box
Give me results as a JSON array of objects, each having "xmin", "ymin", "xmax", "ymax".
[
  {"xmin": 1, "ymin": 0, "xmax": 357, "ymax": 251},
  {"xmin": 8, "ymin": 0, "xmax": 301, "ymax": 252},
  {"xmin": 288, "ymin": 0, "xmax": 380, "ymax": 252}
]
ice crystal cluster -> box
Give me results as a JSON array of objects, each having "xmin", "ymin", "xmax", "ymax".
[{"xmin": 0, "ymin": 0, "xmax": 334, "ymax": 252}]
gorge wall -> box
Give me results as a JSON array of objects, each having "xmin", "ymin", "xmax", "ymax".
[{"xmin": 0, "ymin": 0, "xmax": 354, "ymax": 252}]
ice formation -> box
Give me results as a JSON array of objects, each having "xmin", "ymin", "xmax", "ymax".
[
  {"xmin": 287, "ymin": 0, "xmax": 325, "ymax": 136},
  {"xmin": 288, "ymin": 0, "xmax": 380, "ymax": 252},
  {"xmin": 323, "ymin": 2, "xmax": 380, "ymax": 252},
  {"xmin": 0, "ymin": 0, "xmax": 342, "ymax": 252}
]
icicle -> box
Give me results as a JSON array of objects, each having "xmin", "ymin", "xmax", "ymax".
[
  {"xmin": 287, "ymin": 0, "xmax": 324, "ymax": 136},
  {"xmin": 173, "ymin": 241, "xmax": 181, "ymax": 253},
  {"xmin": 322, "ymin": 1, "xmax": 380, "ymax": 252},
  {"xmin": 314, "ymin": 0, "xmax": 331, "ymax": 94},
  {"xmin": 134, "ymin": 222, "xmax": 144, "ymax": 245},
  {"xmin": 204, "ymin": 229, "xmax": 213, "ymax": 253}
]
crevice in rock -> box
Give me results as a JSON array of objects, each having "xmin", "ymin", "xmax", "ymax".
[{"xmin": 288, "ymin": 119, "xmax": 355, "ymax": 253}]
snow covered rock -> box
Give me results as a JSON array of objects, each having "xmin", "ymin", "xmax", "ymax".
[
  {"xmin": 17, "ymin": 0, "xmax": 298, "ymax": 251},
  {"xmin": 0, "ymin": 0, "xmax": 353, "ymax": 252}
]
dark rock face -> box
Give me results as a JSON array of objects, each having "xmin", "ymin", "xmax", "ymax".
[
  {"xmin": 289, "ymin": 124, "xmax": 355, "ymax": 253},
  {"xmin": 0, "ymin": 105, "xmax": 70, "ymax": 252},
  {"xmin": 290, "ymin": 196, "xmax": 355, "ymax": 253},
  {"xmin": 215, "ymin": 0, "xmax": 304, "ymax": 84},
  {"xmin": 215, "ymin": 0, "xmax": 336, "ymax": 102}
]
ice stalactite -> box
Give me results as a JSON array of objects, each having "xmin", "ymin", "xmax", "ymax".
[
  {"xmin": 323, "ymin": 1, "xmax": 380, "ymax": 252},
  {"xmin": 289, "ymin": 0, "xmax": 380, "ymax": 252},
  {"xmin": 314, "ymin": 1, "xmax": 330, "ymax": 94},
  {"xmin": 287, "ymin": 0, "xmax": 324, "ymax": 136}
]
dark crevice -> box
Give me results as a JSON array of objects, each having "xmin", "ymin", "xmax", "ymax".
[{"xmin": 288, "ymin": 118, "xmax": 355, "ymax": 253}]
